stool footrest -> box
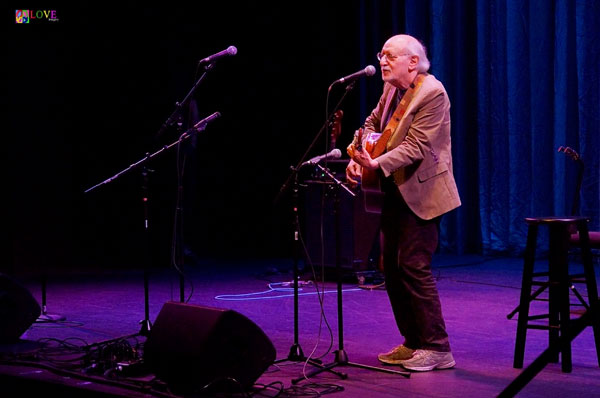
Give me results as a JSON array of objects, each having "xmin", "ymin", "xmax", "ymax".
[
  {"xmin": 531, "ymin": 281, "xmax": 557, "ymax": 287},
  {"xmin": 527, "ymin": 314, "xmax": 551, "ymax": 321},
  {"xmin": 526, "ymin": 324, "xmax": 559, "ymax": 330},
  {"xmin": 532, "ymin": 272, "xmax": 550, "ymax": 277}
]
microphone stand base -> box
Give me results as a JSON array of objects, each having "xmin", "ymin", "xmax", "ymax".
[
  {"xmin": 139, "ymin": 319, "xmax": 152, "ymax": 337},
  {"xmin": 37, "ymin": 313, "xmax": 66, "ymax": 322},
  {"xmin": 275, "ymin": 343, "xmax": 323, "ymax": 364},
  {"xmin": 291, "ymin": 349, "xmax": 410, "ymax": 384}
]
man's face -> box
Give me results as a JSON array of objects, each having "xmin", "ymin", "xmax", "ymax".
[{"xmin": 378, "ymin": 38, "xmax": 418, "ymax": 89}]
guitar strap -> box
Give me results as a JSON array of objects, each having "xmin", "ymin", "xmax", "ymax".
[{"xmin": 370, "ymin": 73, "xmax": 426, "ymax": 158}]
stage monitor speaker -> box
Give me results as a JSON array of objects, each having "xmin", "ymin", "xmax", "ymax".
[
  {"xmin": 0, "ymin": 274, "xmax": 41, "ymax": 343},
  {"xmin": 143, "ymin": 301, "xmax": 276, "ymax": 393}
]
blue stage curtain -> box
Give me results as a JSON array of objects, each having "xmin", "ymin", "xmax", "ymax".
[{"xmin": 359, "ymin": 0, "xmax": 600, "ymax": 255}]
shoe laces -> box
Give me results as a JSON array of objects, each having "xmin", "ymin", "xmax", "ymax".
[{"xmin": 411, "ymin": 349, "xmax": 432, "ymax": 360}]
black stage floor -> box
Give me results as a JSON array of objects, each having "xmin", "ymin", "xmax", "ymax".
[{"xmin": 1, "ymin": 255, "xmax": 599, "ymax": 397}]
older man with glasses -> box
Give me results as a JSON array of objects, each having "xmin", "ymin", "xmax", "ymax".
[{"xmin": 346, "ymin": 34, "xmax": 461, "ymax": 372}]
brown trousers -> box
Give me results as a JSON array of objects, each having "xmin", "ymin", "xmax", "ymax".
[{"xmin": 380, "ymin": 180, "xmax": 451, "ymax": 352}]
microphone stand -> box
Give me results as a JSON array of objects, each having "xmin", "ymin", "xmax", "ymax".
[
  {"xmin": 273, "ymin": 169, "xmax": 333, "ymax": 372},
  {"xmin": 273, "ymin": 83, "xmax": 358, "ymax": 380},
  {"xmin": 287, "ymin": 77, "xmax": 409, "ymax": 383},
  {"xmin": 156, "ymin": 62, "xmax": 214, "ymax": 139},
  {"xmin": 85, "ymin": 113, "xmax": 220, "ymax": 335},
  {"xmin": 36, "ymin": 274, "xmax": 66, "ymax": 322},
  {"xmin": 292, "ymin": 165, "xmax": 410, "ymax": 383},
  {"xmin": 156, "ymin": 61, "xmax": 224, "ymax": 304},
  {"xmin": 139, "ymin": 165, "xmax": 152, "ymax": 335},
  {"xmin": 274, "ymin": 82, "xmax": 356, "ymax": 206},
  {"xmin": 85, "ymin": 114, "xmax": 220, "ymax": 193},
  {"xmin": 156, "ymin": 63, "xmax": 215, "ymax": 302}
]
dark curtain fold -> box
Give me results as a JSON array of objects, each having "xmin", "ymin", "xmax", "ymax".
[
  {"xmin": 360, "ymin": 0, "xmax": 600, "ymax": 255},
  {"xmin": 575, "ymin": 0, "xmax": 600, "ymax": 227}
]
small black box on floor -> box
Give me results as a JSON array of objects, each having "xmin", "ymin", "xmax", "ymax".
[
  {"xmin": 0, "ymin": 274, "xmax": 41, "ymax": 343},
  {"xmin": 355, "ymin": 270, "xmax": 385, "ymax": 287},
  {"xmin": 143, "ymin": 301, "xmax": 276, "ymax": 393}
]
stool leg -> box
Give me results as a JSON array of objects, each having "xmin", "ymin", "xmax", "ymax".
[
  {"xmin": 549, "ymin": 224, "xmax": 572, "ymax": 372},
  {"xmin": 577, "ymin": 221, "xmax": 600, "ymax": 367},
  {"xmin": 514, "ymin": 224, "xmax": 538, "ymax": 368}
]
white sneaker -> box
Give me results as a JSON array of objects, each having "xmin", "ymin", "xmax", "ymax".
[{"xmin": 400, "ymin": 349, "xmax": 456, "ymax": 371}]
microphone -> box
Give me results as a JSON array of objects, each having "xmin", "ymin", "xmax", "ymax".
[
  {"xmin": 193, "ymin": 112, "xmax": 221, "ymax": 130},
  {"xmin": 333, "ymin": 65, "xmax": 377, "ymax": 85},
  {"xmin": 302, "ymin": 148, "xmax": 342, "ymax": 166},
  {"xmin": 199, "ymin": 46, "xmax": 237, "ymax": 65}
]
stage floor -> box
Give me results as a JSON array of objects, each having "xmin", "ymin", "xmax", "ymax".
[{"xmin": 1, "ymin": 254, "xmax": 599, "ymax": 397}]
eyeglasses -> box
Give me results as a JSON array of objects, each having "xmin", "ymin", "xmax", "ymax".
[{"xmin": 376, "ymin": 52, "xmax": 412, "ymax": 61}]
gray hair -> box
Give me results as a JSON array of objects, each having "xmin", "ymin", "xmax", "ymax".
[{"xmin": 398, "ymin": 34, "xmax": 430, "ymax": 73}]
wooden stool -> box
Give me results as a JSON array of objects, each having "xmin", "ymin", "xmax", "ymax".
[{"xmin": 513, "ymin": 216, "xmax": 600, "ymax": 372}]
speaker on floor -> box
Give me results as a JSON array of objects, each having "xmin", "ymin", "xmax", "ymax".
[
  {"xmin": 143, "ymin": 301, "xmax": 276, "ymax": 393},
  {"xmin": 0, "ymin": 274, "xmax": 41, "ymax": 343}
]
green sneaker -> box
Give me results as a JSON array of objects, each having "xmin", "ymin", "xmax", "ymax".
[
  {"xmin": 377, "ymin": 344, "xmax": 416, "ymax": 365},
  {"xmin": 400, "ymin": 349, "xmax": 456, "ymax": 371}
]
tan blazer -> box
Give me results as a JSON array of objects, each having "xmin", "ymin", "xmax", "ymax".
[{"xmin": 364, "ymin": 74, "xmax": 461, "ymax": 220}]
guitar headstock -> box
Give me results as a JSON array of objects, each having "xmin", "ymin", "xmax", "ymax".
[
  {"xmin": 355, "ymin": 126, "xmax": 364, "ymax": 151},
  {"xmin": 558, "ymin": 146, "xmax": 581, "ymax": 163},
  {"xmin": 330, "ymin": 110, "xmax": 343, "ymax": 148}
]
